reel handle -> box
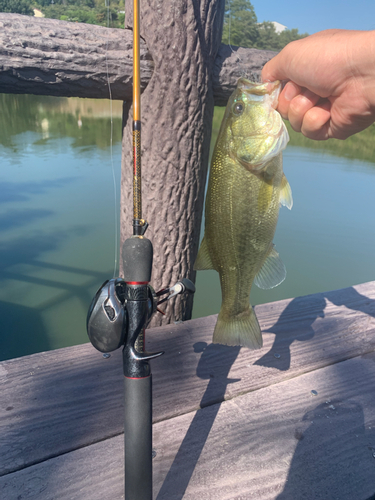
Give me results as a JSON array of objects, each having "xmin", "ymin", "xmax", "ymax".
[{"xmin": 156, "ymin": 278, "xmax": 196, "ymax": 305}]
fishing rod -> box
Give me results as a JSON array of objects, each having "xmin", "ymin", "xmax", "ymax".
[
  {"xmin": 132, "ymin": 0, "xmax": 143, "ymax": 236},
  {"xmin": 86, "ymin": 0, "xmax": 195, "ymax": 497}
]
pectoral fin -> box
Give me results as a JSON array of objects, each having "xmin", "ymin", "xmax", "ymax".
[
  {"xmin": 254, "ymin": 245, "xmax": 286, "ymax": 289},
  {"xmin": 194, "ymin": 235, "xmax": 214, "ymax": 270},
  {"xmin": 279, "ymin": 174, "xmax": 293, "ymax": 210}
]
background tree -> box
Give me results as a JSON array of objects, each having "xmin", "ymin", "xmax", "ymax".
[
  {"xmin": 257, "ymin": 22, "xmax": 308, "ymax": 50},
  {"xmin": 222, "ymin": 0, "xmax": 308, "ymax": 50},
  {"xmin": 40, "ymin": 0, "xmax": 123, "ymax": 27},
  {"xmin": 256, "ymin": 21, "xmax": 279, "ymax": 50},
  {"xmin": 0, "ymin": 0, "xmax": 33, "ymax": 15},
  {"xmin": 278, "ymin": 27, "xmax": 308, "ymax": 47},
  {"xmin": 0, "ymin": 0, "xmax": 306, "ymax": 43},
  {"xmin": 222, "ymin": 0, "xmax": 259, "ymax": 47}
]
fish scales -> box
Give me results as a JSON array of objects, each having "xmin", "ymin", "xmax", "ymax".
[{"xmin": 194, "ymin": 78, "xmax": 292, "ymax": 349}]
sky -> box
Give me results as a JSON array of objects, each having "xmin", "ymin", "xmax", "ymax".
[{"xmin": 251, "ymin": 0, "xmax": 375, "ymax": 35}]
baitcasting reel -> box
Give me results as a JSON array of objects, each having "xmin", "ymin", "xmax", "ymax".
[{"xmin": 87, "ymin": 276, "xmax": 195, "ymax": 354}]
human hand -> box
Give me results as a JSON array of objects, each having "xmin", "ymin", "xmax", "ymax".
[{"xmin": 261, "ymin": 29, "xmax": 375, "ymax": 140}]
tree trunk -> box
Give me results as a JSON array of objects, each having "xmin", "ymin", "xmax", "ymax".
[{"xmin": 121, "ymin": 0, "xmax": 225, "ymax": 325}]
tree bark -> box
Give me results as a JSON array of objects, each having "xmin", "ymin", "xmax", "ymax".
[
  {"xmin": 121, "ymin": 0, "xmax": 227, "ymax": 325},
  {"xmin": 0, "ymin": 13, "xmax": 275, "ymax": 102},
  {"xmin": 0, "ymin": 13, "xmax": 153, "ymax": 100}
]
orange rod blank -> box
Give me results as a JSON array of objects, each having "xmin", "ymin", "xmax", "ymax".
[{"xmin": 133, "ymin": 0, "xmax": 141, "ymax": 122}]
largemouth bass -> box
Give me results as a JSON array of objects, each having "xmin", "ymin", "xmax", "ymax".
[{"xmin": 194, "ymin": 78, "xmax": 292, "ymax": 349}]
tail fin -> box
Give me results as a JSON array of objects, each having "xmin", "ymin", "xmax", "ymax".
[{"xmin": 213, "ymin": 306, "xmax": 263, "ymax": 349}]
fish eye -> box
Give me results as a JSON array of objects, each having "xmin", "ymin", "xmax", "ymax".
[{"xmin": 232, "ymin": 101, "xmax": 244, "ymax": 116}]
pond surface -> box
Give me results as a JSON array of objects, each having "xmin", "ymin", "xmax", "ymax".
[
  {"xmin": 1, "ymin": 94, "xmax": 375, "ymax": 361},
  {"xmin": 0, "ymin": 95, "xmax": 122, "ymax": 360}
]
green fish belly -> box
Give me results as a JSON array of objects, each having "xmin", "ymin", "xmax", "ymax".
[{"xmin": 196, "ymin": 147, "xmax": 283, "ymax": 348}]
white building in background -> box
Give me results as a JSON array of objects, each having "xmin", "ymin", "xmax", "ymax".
[
  {"xmin": 33, "ymin": 9, "xmax": 45, "ymax": 18},
  {"xmin": 271, "ymin": 21, "xmax": 287, "ymax": 33}
]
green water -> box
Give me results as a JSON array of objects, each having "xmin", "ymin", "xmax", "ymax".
[
  {"xmin": 0, "ymin": 94, "xmax": 123, "ymax": 361},
  {"xmin": 1, "ymin": 94, "xmax": 375, "ymax": 361}
]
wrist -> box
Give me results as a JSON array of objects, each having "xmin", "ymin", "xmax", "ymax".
[
  {"xmin": 366, "ymin": 31, "xmax": 375, "ymax": 111},
  {"xmin": 350, "ymin": 30, "xmax": 375, "ymax": 111}
]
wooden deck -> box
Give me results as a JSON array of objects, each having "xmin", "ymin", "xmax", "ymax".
[{"xmin": 1, "ymin": 281, "xmax": 375, "ymax": 499}]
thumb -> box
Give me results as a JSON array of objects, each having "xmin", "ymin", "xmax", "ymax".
[{"xmin": 261, "ymin": 53, "xmax": 288, "ymax": 83}]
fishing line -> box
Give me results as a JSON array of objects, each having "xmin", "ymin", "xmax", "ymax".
[
  {"xmin": 226, "ymin": 0, "xmax": 248, "ymax": 80},
  {"xmin": 105, "ymin": 0, "xmax": 119, "ymax": 278},
  {"xmin": 227, "ymin": 0, "xmax": 234, "ymax": 55}
]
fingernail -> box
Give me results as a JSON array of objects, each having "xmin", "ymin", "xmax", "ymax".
[{"xmin": 284, "ymin": 82, "xmax": 300, "ymax": 101}]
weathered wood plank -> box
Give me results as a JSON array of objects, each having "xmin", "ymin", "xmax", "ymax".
[
  {"xmin": 156, "ymin": 351, "xmax": 375, "ymax": 500},
  {"xmin": 1, "ymin": 352, "xmax": 375, "ymax": 499},
  {"xmin": 1, "ymin": 282, "xmax": 375, "ymax": 476},
  {"xmin": 0, "ymin": 14, "xmax": 275, "ymax": 101}
]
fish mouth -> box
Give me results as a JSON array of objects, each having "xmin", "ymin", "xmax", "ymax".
[{"xmin": 237, "ymin": 78, "xmax": 281, "ymax": 109}]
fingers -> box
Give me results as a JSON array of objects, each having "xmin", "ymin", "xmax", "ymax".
[
  {"xmin": 300, "ymin": 101, "xmax": 331, "ymax": 140},
  {"xmin": 262, "ymin": 44, "xmax": 296, "ymax": 83},
  {"xmin": 277, "ymin": 82, "xmax": 301, "ymax": 118},
  {"xmin": 262, "ymin": 55, "xmax": 288, "ymax": 83},
  {"xmin": 281, "ymin": 84, "xmax": 322, "ymax": 132},
  {"xmin": 289, "ymin": 90, "xmax": 322, "ymax": 132},
  {"xmin": 277, "ymin": 82, "xmax": 332, "ymax": 140}
]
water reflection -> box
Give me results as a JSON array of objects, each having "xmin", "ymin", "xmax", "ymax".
[
  {"xmin": 0, "ymin": 300, "xmax": 49, "ymax": 361},
  {"xmin": 0, "ymin": 93, "xmax": 123, "ymax": 151},
  {"xmin": 0, "ymin": 178, "xmax": 77, "ymax": 203},
  {"xmin": 0, "ymin": 94, "xmax": 122, "ymax": 360},
  {"xmin": 0, "ymin": 209, "xmax": 52, "ymax": 231},
  {"xmin": 0, "ymin": 224, "xmax": 111, "ymax": 360}
]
